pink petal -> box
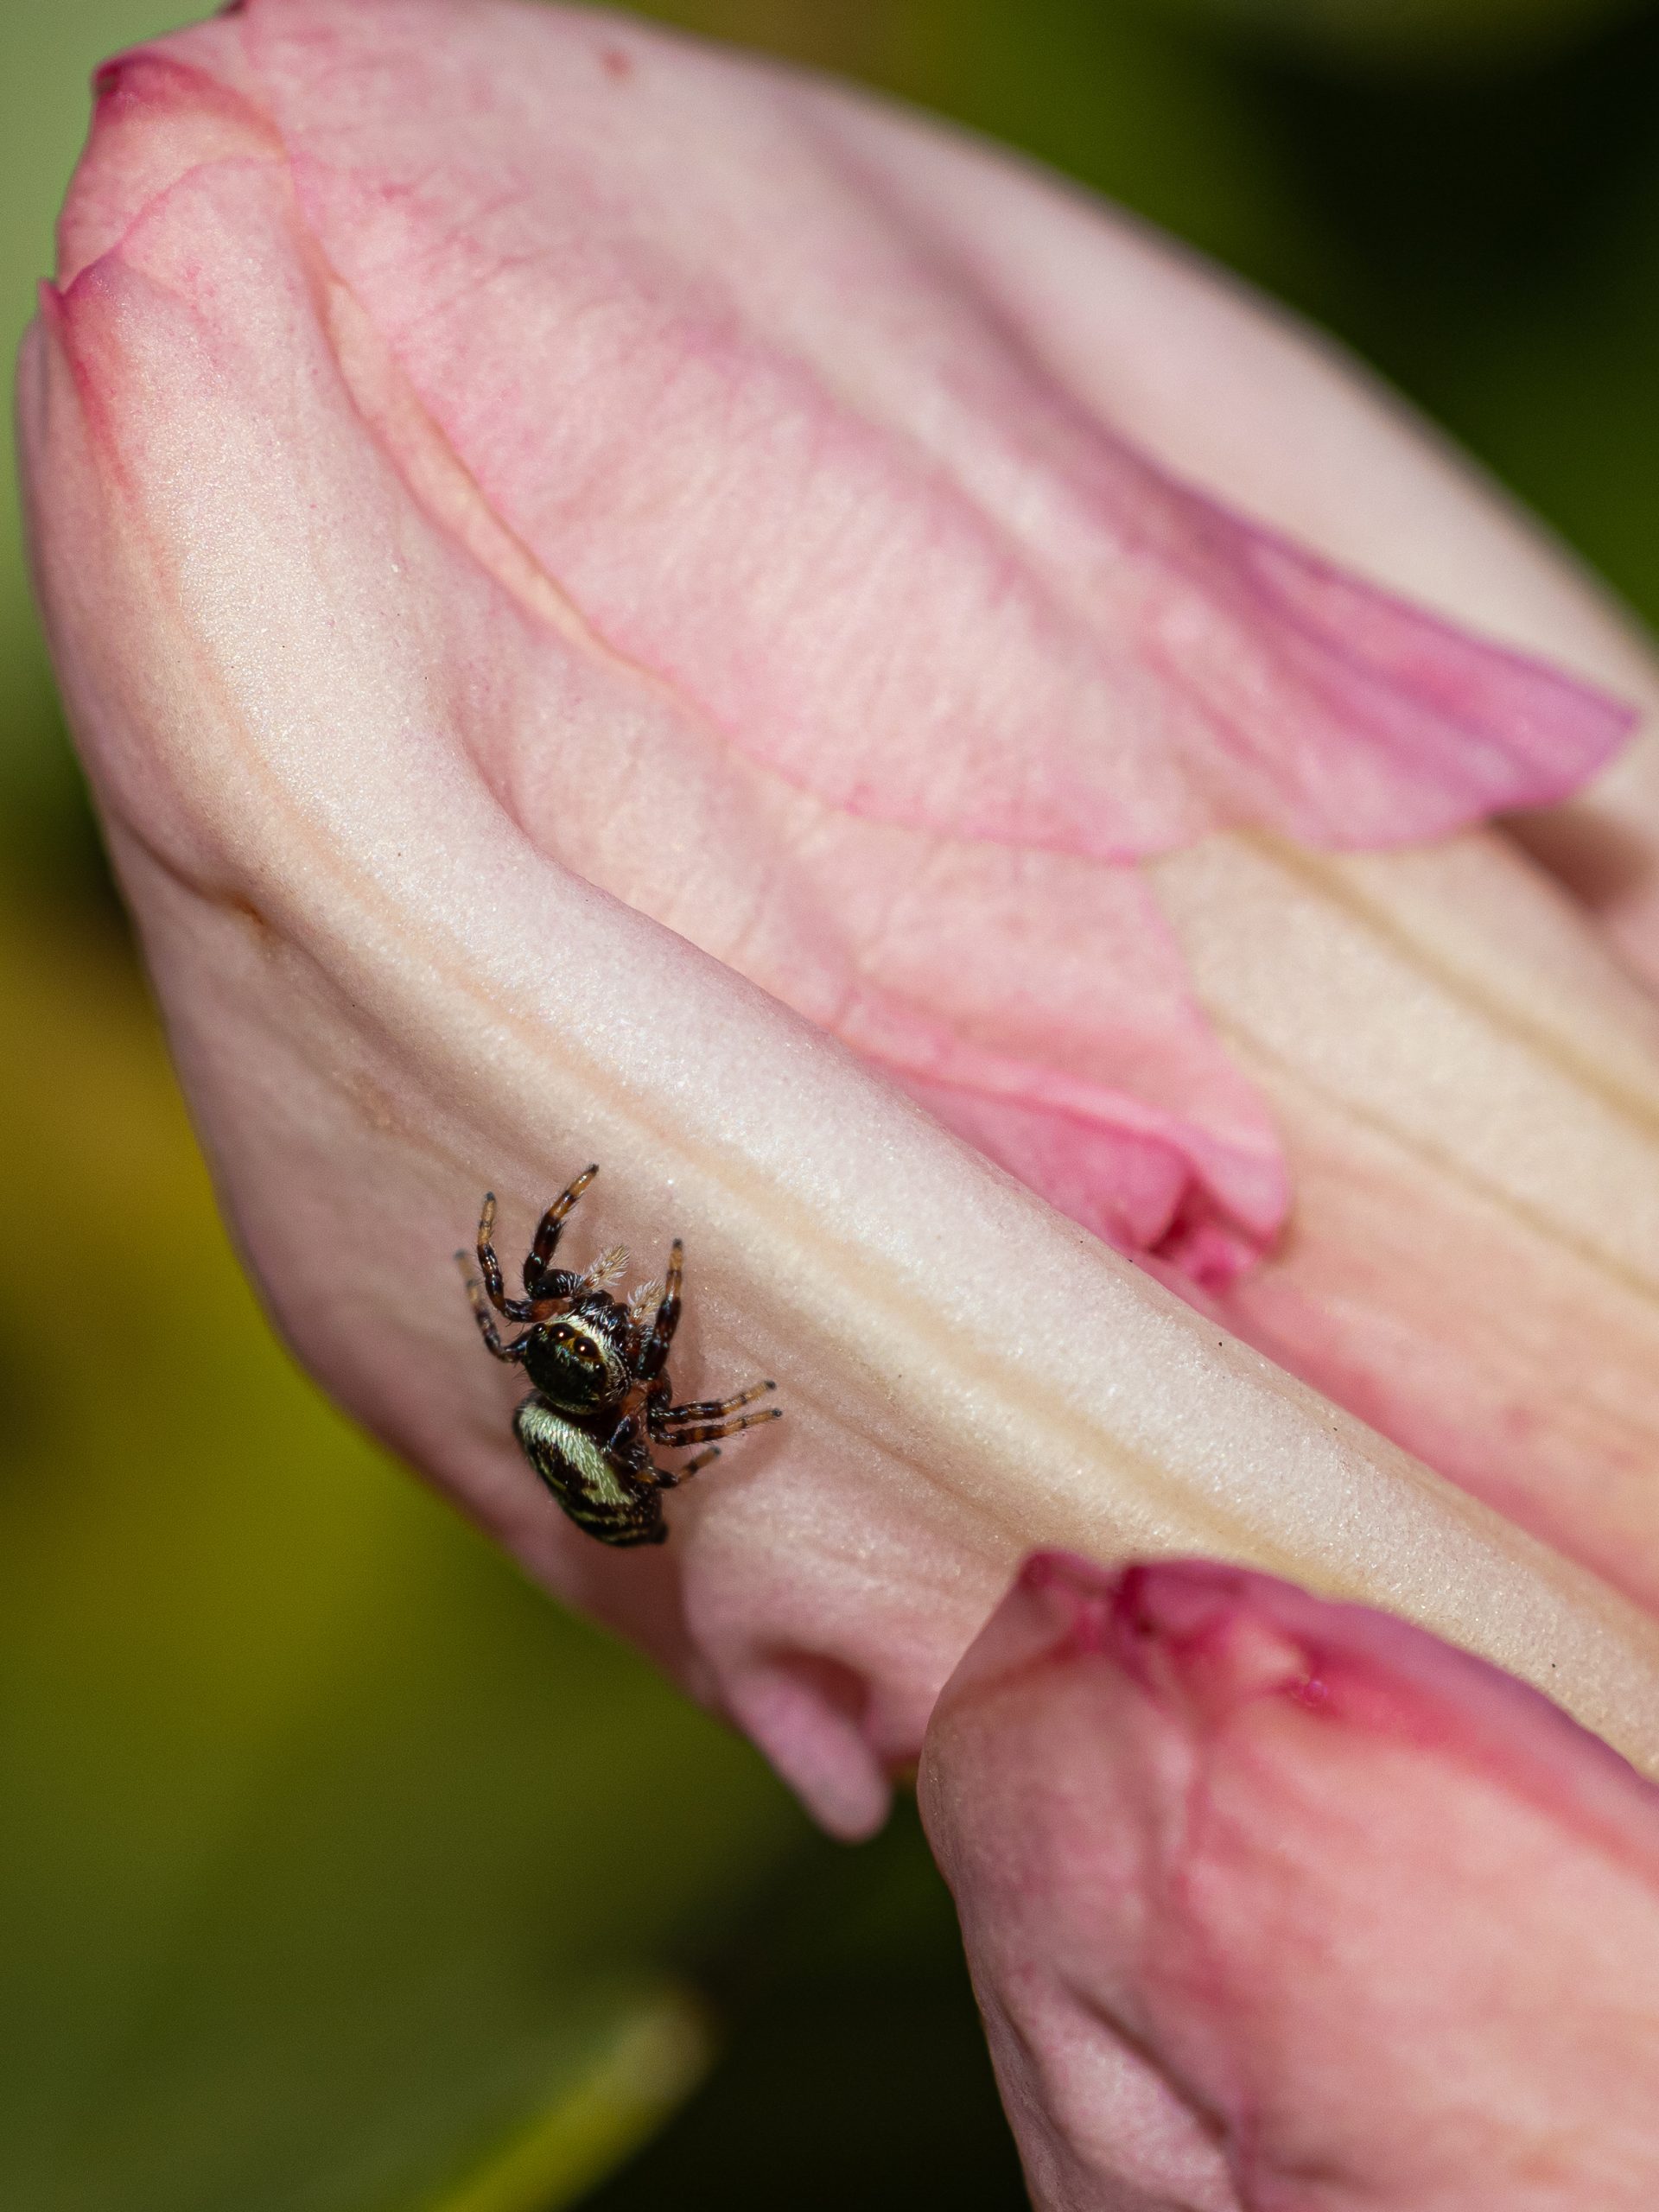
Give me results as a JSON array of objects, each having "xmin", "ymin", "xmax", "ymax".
[
  {"xmin": 59, "ymin": 0, "xmax": 1634, "ymax": 1300},
  {"xmin": 922, "ymin": 1552, "xmax": 1659, "ymax": 2209},
  {"xmin": 23, "ymin": 0, "xmax": 1659, "ymax": 1831},
  {"xmin": 1151, "ymin": 827, "xmax": 1659, "ymax": 1615},
  {"xmin": 238, "ymin": 0, "xmax": 1630, "ymax": 861}
]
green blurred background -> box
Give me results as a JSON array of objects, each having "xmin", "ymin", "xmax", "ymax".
[{"xmin": 7, "ymin": 0, "xmax": 1659, "ymax": 2204}]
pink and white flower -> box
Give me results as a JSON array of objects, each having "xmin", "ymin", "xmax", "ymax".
[{"xmin": 22, "ymin": 3, "xmax": 1659, "ymax": 2173}]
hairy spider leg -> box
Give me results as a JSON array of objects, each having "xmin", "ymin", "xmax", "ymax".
[
  {"xmin": 582, "ymin": 1405, "xmax": 722, "ymax": 1498},
  {"xmin": 474, "ymin": 1192, "xmax": 542, "ymax": 1322},
  {"xmin": 655, "ymin": 1405, "xmax": 783, "ymax": 1447},
  {"xmin": 601, "ymin": 1408, "xmax": 650, "ymax": 1467},
  {"xmin": 524, "ymin": 1164, "xmax": 600, "ymax": 1300},
  {"xmin": 658, "ymin": 1443, "xmax": 722, "ymax": 1484},
  {"xmin": 456, "ymin": 1252, "xmax": 532, "ymax": 1360},
  {"xmin": 474, "ymin": 1171, "xmax": 594, "ymax": 1322},
  {"xmin": 634, "ymin": 1239, "xmax": 684, "ymax": 1383},
  {"xmin": 647, "ymin": 1377, "xmax": 777, "ymax": 1437},
  {"xmin": 582, "ymin": 1407, "xmax": 716, "ymax": 1497}
]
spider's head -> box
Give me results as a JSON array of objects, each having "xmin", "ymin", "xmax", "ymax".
[{"xmin": 525, "ymin": 1315, "xmax": 628, "ymax": 1412}]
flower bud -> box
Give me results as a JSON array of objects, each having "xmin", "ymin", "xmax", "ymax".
[
  {"xmin": 21, "ymin": 0, "xmax": 1659, "ymax": 1829},
  {"xmin": 922, "ymin": 1551, "xmax": 1659, "ymax": 2209}
]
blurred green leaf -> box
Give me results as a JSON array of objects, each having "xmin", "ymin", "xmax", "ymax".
[
  {"xmin": 579, "ymin": 1801, "xmax": 1029, "ymax": 2212},
  {"xmin": 423, "ymin": 1998, "xmax": 709, "ymax": 2212},
  {"xmin": 0, "ymin": 891, "xmax": 799, "ymax": 2210}
]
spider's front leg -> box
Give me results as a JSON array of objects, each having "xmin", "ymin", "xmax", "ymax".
[
  {"xmin": 632, "ymin": 1237, "xmax": 684, "ymax": 1383},
  {"xmin": 522, "ymin": 1164, "xmax": 600, "ymax": 1307},
  {"xmin": 454, "ymin": 1252, "xmax": 533, "ymax": 1362},
  {"xmin": 472, "ymin": 1170, "xmax": 596, "ymax": 1323},
  {"xmin": 472, "ymin": 1192, "xmax": 542, "ymax": 1323}
]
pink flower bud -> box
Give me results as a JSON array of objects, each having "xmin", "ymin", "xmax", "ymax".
[
  {"xmin": 20, "ymin": 0, "xmax": 1659, "ymax": 1830},
  {"xmin": 922, "ymin": 1552, "xmax": 1659, "ymax": 2209}
]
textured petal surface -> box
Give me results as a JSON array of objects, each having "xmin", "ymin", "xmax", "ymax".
[
  {"xmin": 922, "ymin": 1553, "xmax": 1659, "ymax": 2211},
  {"xmin": 54, "ymin": 0, "xmax": 1637, "ymax": 1298},
  {"xmin": 1156, "ymin": 830, "xmax": 1659, "ymax": 1615},
  {"xmin": 235, "ymin": 0, "xmax": 1629, "ymax": 859},
  {"xmin": 22, "ymin": 0, "xmax": 1659, "ymax": 1828}
]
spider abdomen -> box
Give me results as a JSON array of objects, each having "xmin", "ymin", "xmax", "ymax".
[{"xmin": 512, "ymin": 1394, "xmax": 665, "ymax": 1548}]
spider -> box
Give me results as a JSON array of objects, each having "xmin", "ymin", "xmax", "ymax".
[{"xmin": 457, "ymin": 1166, "xmax": 780, "ymax": 1548}]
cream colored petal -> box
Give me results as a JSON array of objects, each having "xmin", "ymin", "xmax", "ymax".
[{"xmin": 1154, "ymin": 826, "xmax": 1659, "ymax": 1611}]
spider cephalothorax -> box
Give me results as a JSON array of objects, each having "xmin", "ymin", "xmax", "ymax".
[{"xmin": 457, "ymin": 1166, "xmax": 780, "ymax": 1547}]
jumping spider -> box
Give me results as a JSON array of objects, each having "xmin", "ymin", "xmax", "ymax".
[{"xmin": 457, "ymin": 1166, "xmax": 780, "ymax": 1548}]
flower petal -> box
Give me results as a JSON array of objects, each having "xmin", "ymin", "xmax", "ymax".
[
  {"xmin": 22, "ymin": 0, "xmax": 1659, "ymax": 1829},
  {"xmin": 239, "ymin": 0, "xmax": 1630, "ymax": 861},
  {"xmin": 922, "ymin": 1552, "xmax": 1659, "ymax": 2209},
  {"xmin": 1153, "ymin": 827, "xmax": 1659, "ymax": 1612},
  {"xmin": 67, "ymin": 0, "xmax": 1642, "ymax": 1303}
]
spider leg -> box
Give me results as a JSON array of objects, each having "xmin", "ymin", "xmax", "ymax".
[
  {"xmin": 473, "ymin": 1192, "xmax": 542, "ymax": 1322},
  {"xmin": 633, "ymin": 1239, "xmax": 683, "ymax": 1382},
  {"xmin": 523, "ymin": 1164, "xmax": 599, "ymax": 1301},
  {"xmin": 654, "ymin": 1443, "xmax": 721, "ymax": 1488},
  {"xmin": 601, "ymin": 1408, "xmax": 653, "ymax": 1473},
  {"xmin": 606, "ymin": 1408, "xmax": 708, "ymax": 1496},
  {"xmin": 648, "ymin": 1377, "xmax": 776, "ymax": 1439},
  {"xmin": 456, "ymin": 1252, "xmax": 533, "ymax": 1362},
  {"xmin": 655, "ymin": 1405, "xmax": 783, "ymax": 1448},
  {"xmin": 651, "ymin": 1395, "xmax": 781, "ymax": 1489},
  {"xmin": 603, "ymin": 1409, "xmax": 637, "ymax": 1452}
]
